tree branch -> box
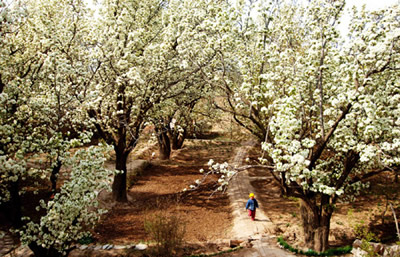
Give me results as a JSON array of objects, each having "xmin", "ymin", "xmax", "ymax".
[
  {"xmin": 0, "ymin": 74, "xmax": 4, "ymax": 94},
  {"xmin": 349, "ymin": 168, "xmax": 387, "ymax": 185},
  {"xmin": 309, "ymin": 103, "xmax": 352, "ymax": 170}
]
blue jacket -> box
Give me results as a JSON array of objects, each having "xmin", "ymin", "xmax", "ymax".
[{"xmin": 246, "ymin": 198, "xmax": 259, "ymax": 211}]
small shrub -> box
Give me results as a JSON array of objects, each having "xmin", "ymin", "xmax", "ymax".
[
  {"xmin": 77, "ymin": 234, "xmax": 94, "ymax": 245},
  {"xmin": 353, "ymin": 222, "xmax": 380, "ymax": 257},
  {"xmin": 144, "ymin": 213, "xmax": 186, "ymax": 256}
]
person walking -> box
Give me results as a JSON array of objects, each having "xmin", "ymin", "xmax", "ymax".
[{"xmin": 245, "ymin": 193, "xmax": 259, "ymax": 221}]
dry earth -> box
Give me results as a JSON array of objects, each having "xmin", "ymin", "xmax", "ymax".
[
  {"xmin": 1, "ymin": 132, "xmax": 399, "ymax": 257},
  {"xmin": 94, "ymin": 137, "xmax": 400, "ymax": 256},
  {"xmin": 93, "ymin": 138, "xmax": 239, "ymax": 255}
]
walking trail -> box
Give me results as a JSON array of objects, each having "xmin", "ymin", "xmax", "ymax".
[{"xmin": 227, "ymin": 140, "xmax": 295, "ymax": 257}]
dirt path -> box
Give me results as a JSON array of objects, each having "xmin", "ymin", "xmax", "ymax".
[{"xmin": 227, "ymin": 140, "xmax": 295, "ymax": 257}]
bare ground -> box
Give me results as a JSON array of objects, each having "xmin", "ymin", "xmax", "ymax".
[
  {"xmin": 2, "ymin": 132, "xmax": 399, "ymax": 257},
  {"xmin": 93, "ymin": 139, "xmax": 239, "ymax": 253},
  {"xmin": 94, "ymin": 137, "xmax": 400, "ymax": 255}
]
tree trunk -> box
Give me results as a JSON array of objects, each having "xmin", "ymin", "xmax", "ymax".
[
  {"xmin": 50, "ymin": 159, "xmax": 62, "ymax": 193},
  {"xmin": 28, "ymin": 242, "xmax": 66, "ymax": 257},
  {"xmin": 300, "ymin": 200, "xmax": 332, "ymax": 252},
  {"xmin": 170, "ymin": 129, "xmax": 186, "ymax": 150},
  {"xmin": 6, "ymin": 180, "xmax": 22, "ymax": 228},
  {"xmin": 156, "ymin": 127, "xmax": 171, "ymax": 160},
  {"xmin": 112, "ymin": 151, "xmax": 128, "ymax": 202},
  {"xmin": 0, "ymin": 75, "xmax": 5, "ymax": 94}
]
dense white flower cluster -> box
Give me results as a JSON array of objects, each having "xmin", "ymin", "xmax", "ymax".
[
  {"xmin": 188, "ymin": 8, "xmax": 399, "ymax": 249},
  {"xmin": 258, "ymin": 1, "xmax": 400, "ymax": 199},
  {"xmin": 2, "ymin": 0, "xmax": 399, "ymax": 254},
  {"xmin": 18, "ymin": 146, "xmax": 113, "ymax": 253},
  {"xmin": 184, "ymin": 159, "xmax": 237, "ymax": 194},
  {"xmin": 1, "ymin": 1, "xmax": 117, "ymax": 255},
  {"xmin": 0, "ymin": 156, "xmax": 26, "ymax": 202}
]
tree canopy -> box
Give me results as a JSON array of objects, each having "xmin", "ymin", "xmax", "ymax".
[
  {"xmin": 196, "ymin": 0, "xmax": 400, "ymax": 251},
  {"xmin": 0, "ymin": 0, "xmax": 399, "ymax": 255}
]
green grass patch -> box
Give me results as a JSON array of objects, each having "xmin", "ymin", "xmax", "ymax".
[{"xmin": 277, "ymin": 237, "xmax": 352, "ymax": 256}]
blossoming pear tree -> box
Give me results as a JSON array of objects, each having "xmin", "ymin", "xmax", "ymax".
[
  {"xmin": 149, "ymin": 78, "xmax": 209, "ymax": 160},
  {"xmin": 196, "ymin": 0, "xmax": 400, "ymax": 252},
  {"xmin": 86, "ymin": 0, "xmax": 227, "ymax": 201},
  {"xmin": 21, "ymin": 0, "xmax": 99, "ymax": 194},
  {"xmin": 209, "ymin": 0, "xmax": 285, "ymax": 142},
  {"xmin": 0, "ymin": 0, "xmax": 27, "ymax": 228},
  {"xmin": 19, "ymin": 147, "xmax": 113, "ymax": 257},
  {"xmin": 0, "ymin": 0, "xmax": 58, "ymax": 226},
  {"xmin": 262, "ymin": 2, "xmax": 399, "ymax": 251},
  {"xmin": 1, "ymin": 1, "xmax": 114, "ymax": 256}
]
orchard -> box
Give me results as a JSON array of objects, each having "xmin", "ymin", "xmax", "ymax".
[{"xmin": 0, "ymin": 0, "xmax": 399, "ymax": 256}]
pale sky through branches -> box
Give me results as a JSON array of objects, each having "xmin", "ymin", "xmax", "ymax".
[
  {"xmin": 82, "ymin": 0, "xmax": 399, "ymax": 24},
  {"xmin": 346, "ymin": 0, "xmax": 399, "ymax": 10},
  {"xmin": 339, "ymin": 0, "xmax": 399, "ymax": 35},
  {"xmin": 4, "ymin": 0, "xmax": 398, "ymax": 39}
]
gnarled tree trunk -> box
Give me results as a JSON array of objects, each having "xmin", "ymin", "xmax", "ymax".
[
  {"xmin": 170, "ymin": 128, "xmax": 186, "ymax": 150},
  {"xmin": 156, "ymin": 126, "xmax": 171, "ymax": 160},
  {"xmin": 112, "ymin": 149, "xmax": 128, "ymax": 202},
  {"xmin": 300, "ymin": 199, "xmax": 333, "ymax": 252}
]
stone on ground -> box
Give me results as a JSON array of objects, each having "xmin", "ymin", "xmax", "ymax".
[{"xmin": 134, "ymin": 243, "xmax": 148, "ymax": 250}]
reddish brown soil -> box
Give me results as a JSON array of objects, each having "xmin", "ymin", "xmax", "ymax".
[
  {"xmin": 93, "ymin": 138, "xmax": 400, "ymax": 254},
  {"xmin": 94, "ymin": 139, "xmax": 239, "ymax": 245},
  {"xmin": 2, "ymin": 131, "xmax": 398, "ymax": 256}
]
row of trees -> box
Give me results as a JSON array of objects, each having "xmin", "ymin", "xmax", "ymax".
[
  {"xmin": 1, "ymin": 0, "xmax": 117, "ymax": 256},
  {"xmin": 1, "ymin": 0, "xmax": 399, "ymax": 255},
  {"xmin": 1, "ymin": 0, "xmax": 225, "ymax": 255},
  {"xmin": 205, "ymin": 0, "xmax": 400, "ymax": 252}
]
